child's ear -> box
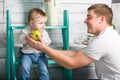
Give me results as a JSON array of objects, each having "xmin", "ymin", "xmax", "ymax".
[{"xmin": 29, "ymin": 21, "xmax": 33, "ymax": 26}]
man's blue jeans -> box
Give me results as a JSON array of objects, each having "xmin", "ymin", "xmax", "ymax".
[{"xmin": 20, "ymin": 52, "xmax": 50, "ymax": 80}]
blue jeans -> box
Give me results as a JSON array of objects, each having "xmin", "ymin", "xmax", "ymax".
[{"xmin": 20, "ymin": 52, "xmax": 50, "ymax": 80}]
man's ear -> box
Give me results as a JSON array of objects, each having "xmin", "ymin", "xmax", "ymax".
[
  {"xmin": 101, "ymin": 16, "xmax": 105, "ymax": 21},
  {"xmin": 99, "ymin": 16, "xmax": 105, "ymax": 24}
]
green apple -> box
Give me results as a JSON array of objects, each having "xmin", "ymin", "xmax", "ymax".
[{"xmin": 31, "ymin": 30, "xmax": 42, "ymax": 40}]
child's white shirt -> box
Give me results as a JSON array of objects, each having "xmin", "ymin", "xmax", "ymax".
[{"xmin": 19, "ymin": 27, "xmax": 51, "ymax": 54}]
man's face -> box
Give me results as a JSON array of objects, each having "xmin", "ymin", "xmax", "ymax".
[{"xmin": 84, "ymin": 10, "xmax": 102, "ymax": 35}]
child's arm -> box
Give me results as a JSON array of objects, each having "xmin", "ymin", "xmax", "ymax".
[{"xmin": 19, "ymin": 28, "xmax": 29, "ymax": 44}]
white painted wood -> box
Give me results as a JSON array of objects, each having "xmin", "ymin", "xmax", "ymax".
[
  {"xmin": 9, "ymin": 13, "xmax": 27, "ymax": 24},
  {"xmin": 5, "ymin": 0, "xmax": 43, "ymax": 2},
  {"xmin": 0, "ymin": 2, "xmax": 3, "ymax": 12},
  {"xmin": 112, "ymin": 3, "xmax": 120, "ymax": 30},
  {"xmin": 0, "ymin": 13, "xmax": 3, "ymax": 22},
  {"xmin": 61, "ymin": 0, "xmax": 111, "ymax": 7},
  {"xmin": 5, "ymin": 1, "xmax": 44, "ymax": 13},
  {"xmin": 60, "ymin": 4, "xmax": 92, "ymax": 14}
]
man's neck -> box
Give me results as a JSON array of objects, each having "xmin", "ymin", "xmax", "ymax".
[{"xmin": 96, "ymin": 24, "xmax": 110, "ymax": 36}]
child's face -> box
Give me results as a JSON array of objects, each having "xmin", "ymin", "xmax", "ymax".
[{"xmin": 30, "ymin": 16, "xmax": 47, "ymax": 31}]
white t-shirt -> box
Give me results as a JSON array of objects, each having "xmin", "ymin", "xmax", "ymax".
[
  {"xmin": 83, "ymin": 27, "xmax": 120, "ymax": 80},
  {"xmin": 19, "ymin": 27, "xmax": 51, "ymax": 54}
]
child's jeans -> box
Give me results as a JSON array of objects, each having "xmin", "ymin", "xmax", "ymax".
[{"xmin": 20, "ymin": 52, "xmax": 50, "ymax": 80}]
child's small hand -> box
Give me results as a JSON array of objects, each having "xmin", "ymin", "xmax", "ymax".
[{"xmin": 28, "ymin": 32, "xmax": 33, "ymax": 37}]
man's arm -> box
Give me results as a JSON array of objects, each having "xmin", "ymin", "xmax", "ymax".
[
  {"xmin": 43, "ymin": 46, "xmax": 94, "ymax": 69},
  {"xmin": 26, "ymin": 36, "xmax": 95, "ymax": 69}
]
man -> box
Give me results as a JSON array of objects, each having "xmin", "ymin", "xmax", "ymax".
[{"xmin": 26, "ymin": 4, "xmax": 120, "ymax": 80}]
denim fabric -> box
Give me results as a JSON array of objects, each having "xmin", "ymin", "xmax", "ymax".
[{"xmin": 19, "ymin": 52, "xmax": 50, "ymax": 80}]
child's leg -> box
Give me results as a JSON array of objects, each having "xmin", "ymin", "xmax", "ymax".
[
  {"xmin": 19, "ymin": 54, "xmax": 32, "ymax": 80},
  {"xmin": 37, "ymin": 53, "xmax": 50, "ymax": 80}
]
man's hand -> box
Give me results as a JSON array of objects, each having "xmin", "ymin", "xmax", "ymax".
[{"xmin": 25, "ymin": 35, "xmax": 45, "ymax": 51}]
